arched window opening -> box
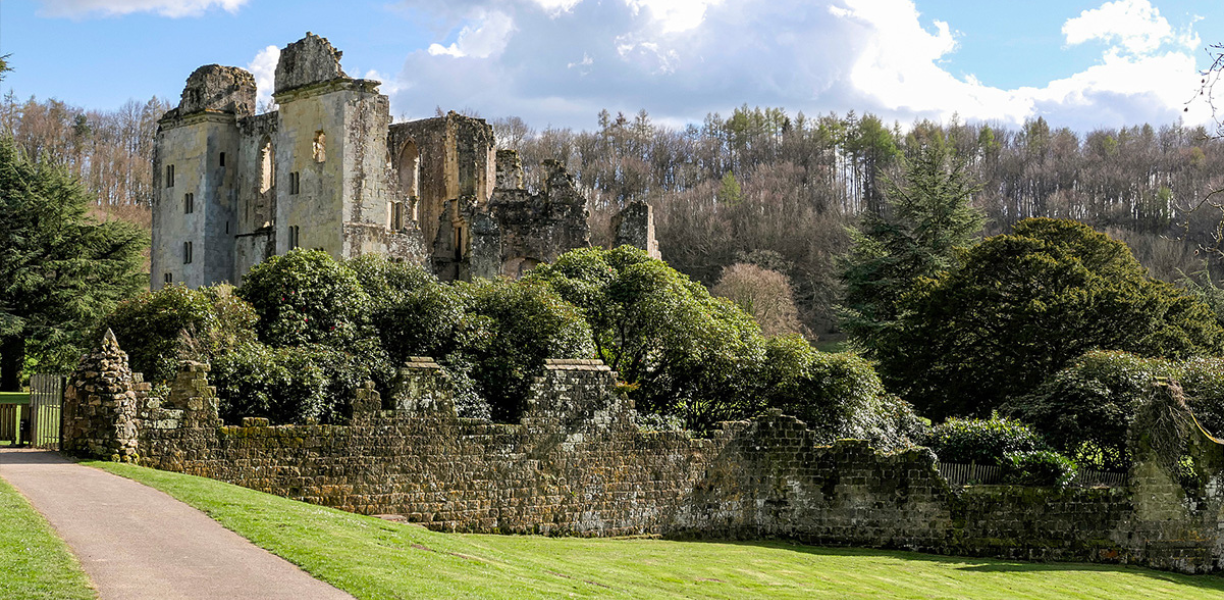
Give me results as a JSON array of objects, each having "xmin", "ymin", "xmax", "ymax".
[
  {"xmin": 313, "ymin": 131, "xmax": 326, "ymax": 162},
  {"xmin": 397, "ymin": 141, "xmax": 420, "ymax": 198}
]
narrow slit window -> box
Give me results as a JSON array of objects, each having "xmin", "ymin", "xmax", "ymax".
[
  {"xmin": 219, "ymin": 152, "xmax": 226, "ymax": 167},
  {"xmin": 390, "ymin": 201, "xmax": 403, "ymax": 230},
  {"xmin": 164, "ymin": 272, "xmax": 172, "ymax": 284},
  {"xmin": 183, "ymin": 241, "xmax": 193, "ymax": 265},
  {"xmin": 289, "ymin": 172, "xmax": 301, "ymax": 195},
  {"xmin": 288, "ymin": 226, "xmax": 301, "ymax": 250},
  {"xmin": 184, "ymin": 193, "xmax": 194, "ymax": 214},
  {"xmin": 166, "ymin": 164, "xmax": 175, "ymax": 188},
  {"xmin": 259, "ymin": 141, "xmax": 274, "ymax": 193}
]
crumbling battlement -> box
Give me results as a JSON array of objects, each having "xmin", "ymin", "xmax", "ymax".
[
  {"xmin": 61, "ymin": 337, "xmax": 1224, "ymax": 575},
  {"xmin": 274, "ymin": 32, "xmax": 348, "ymax": 94}
]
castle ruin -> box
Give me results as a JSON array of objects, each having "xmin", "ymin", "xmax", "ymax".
[{"xmin": 152, "ymin": 33, "xmax": 657, "ymax": 288}]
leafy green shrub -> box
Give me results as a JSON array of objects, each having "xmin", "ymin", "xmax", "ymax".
[
  {"xmin": 347, "ymin": 254, "xmax": 464, "ymax": 363},
  {"xmin": 530, "ymin": 246, "xmax": 767, "ymax": 429},
  {"xmin": 1010, "ymin": 351, "xmax": 1224, "ymax": 470},
  {"xmin": 1001, "ymin": 450, "xmax": 1077, "ymax": 489},
  {"xmin": 1005, "ymin": 351, "xmax": 1173, "ymax": 470},
  {"xmin": 455, "ymin": 278, "xmax": 594, "ymax": 422},
  {"xmin": 96, "ymin": 284, "xmax": 256, "ymax": 384},
  {"xmin": 211, "ymin": 342, "xmax": 373, "ymax": 425},
  {"xmin": 759, "ymin": 334, "xmax": 924, "ymax": 450},
  {"xmin": 925, "ymin": 415, "xmax": 1047, "ymax": 465},
  {"xmin": 237, "ymin": 249, "xmax": 372, "ymax": 350}
]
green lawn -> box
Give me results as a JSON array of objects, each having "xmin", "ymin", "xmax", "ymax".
[
  {"xmin": 0, "ymin": 476, "xmax": 95, "ymax": 600},
  {"xmin": 0, "ymin": 392, "xmax": 29, "ymax": 404},
  {"xmin": 91, "ymin": 461, "xmax": 1224, "ymax": 600}
]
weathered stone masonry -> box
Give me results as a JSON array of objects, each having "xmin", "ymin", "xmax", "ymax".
[
  {"xmin": 63, "ymin": 338, "xmax": 1224, "ymax": 575},
  {"xmin": 153, "ymin": 33, "xmax": 659, "ymax": 289}
]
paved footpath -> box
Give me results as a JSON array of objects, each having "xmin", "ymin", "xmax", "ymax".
[{"xmin": 0, "ymin": 448, "xmax": 355, "ymax": 600}]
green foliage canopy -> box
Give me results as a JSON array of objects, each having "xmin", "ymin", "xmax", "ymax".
[
  {"xmin": 877, "ymin": 218, "xmax": 1223, "ymax": 420},
  {"xmin": 1008, "ymin": 350, "xmax": 1224, "ymax": 470},
  {"xmin": 530, "ymin": 246, "xmax": 765, "ymax": 429},
  {"xmin": 758, "ymin": 334, "xmax": 924, "ymax": 450},
  {"xmin": 454, "ymin": 278, "xmax": 594, "ymax": 422},
  {"xmin": 95, "ymin": 284, "xmax": 256, "ymax": 385},
  {"xmin": 0, "ymin": 136, "xmax": 146, "ymax": 389},
  {"xmin": 236, "ymin": 249, "xmax": 372, "ymax": 350},
  {"xmin": 840, "ymin": 138, "xmax": 983, "ymax": 347}
]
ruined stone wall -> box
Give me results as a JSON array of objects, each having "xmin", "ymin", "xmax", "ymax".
[
  {"xmin": 613, "ymin": 200, "xmax": 661, "ymax": 259},
  {"xmin": 471, "ymin": 158, "xmax": 591, "ymax": 278},
  {"xmin": 390, "ymin": 117, "xmax": 454, "ymax": 250},
  {"xmin": 61, "ymin": 343, "xmax": 1224, "ymax": 574}
]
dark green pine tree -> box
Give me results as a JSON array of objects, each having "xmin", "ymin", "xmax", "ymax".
[
  {"xmin": 0, "ymin": 136, "xmax": 147, "ymax": 390},
  {"xmin": 839, "ymin": 135, "xmax": 984, "ymax": 350}
]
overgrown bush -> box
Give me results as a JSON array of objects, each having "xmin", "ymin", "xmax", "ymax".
[
  {"xmin": 237, "ymin": 249, "xmax": 372, "ymax": 350},
  {"xmin": 925, "ymin": 415, "xmax": 1047, "ymax": 465},
  {"xmin": 347, "ymin": 254, "xmax": 464, "ymax": 362},
  {"xmin": 1009, "ymin": 351, "xmax": 1224, "ymax": 470},
  {"xmin": 1001, "ymin": 450, "xmax": 1077, "ymax": 488},
  {"xmin": 530, "ymin": 246, "xmax": 766, "ymax": 429},
  {"xmin": 455, "ymin": 278, "xmax": 594, "ymax": 422},
  {"xmin": 759, "ymin": 334, "xmax": 924, "ymax": 450},
  {"xmin": 210, "ymin": 341, "xmax": 374, "ymax": 425},
  {"xmin": 878, "ymin": 218, "xmax": 1224, "ymax": 420},
  {"xmin": 95, "ymin": 284, "xmax": 256, "ymax": 384}
]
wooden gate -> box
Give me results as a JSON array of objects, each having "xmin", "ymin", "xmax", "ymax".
[
  {"xmin": 0, "ymin": 403, "xmax": 20, "ymax": 445},
  {"xmin": 28, "ymin": 374, "xmax": 63, "ymax": 450}
]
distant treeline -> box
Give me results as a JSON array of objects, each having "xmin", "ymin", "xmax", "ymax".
[
  {"xmin": 0, "ymin": 93, "xmax": 171, "ymax": 229},
  {"xmin": 498, "ymin": 107, "xmax": 1224, "ymax": 332},
  {"xmin": 7, "ymin": 92, "xmax": 1224, "ymax": 333}
]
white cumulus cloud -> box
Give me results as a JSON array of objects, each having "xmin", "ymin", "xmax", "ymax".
[
  {"xmin": 1062, "ymin": 0, "xmax": 1176, "ymax": 55},
  {"xmin": 247, "ymin": 45, "xmax": 279, "ymax": 112},
  {"xmin": 379, "ymin": 0, "xmax": 1212, "ymax": 131},
  {"xmin": 427, "ymin": 10, "xmax": 516, "ymax": 58},
  {"xmin": 39, "ymin": 0, "xmax": 247, "ymax": 18}
]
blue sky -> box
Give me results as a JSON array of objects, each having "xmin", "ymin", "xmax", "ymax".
[{"xmin": 4, "ymin": 0, "xmax": 1224, "ymax": 131}]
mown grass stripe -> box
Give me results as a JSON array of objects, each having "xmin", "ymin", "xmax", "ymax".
[{"xmin": 91, "ymin": 461, "xmax": 1224, "ymax": 600}]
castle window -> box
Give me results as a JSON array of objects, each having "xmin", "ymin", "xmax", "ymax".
[
  {"xmin": 259, "ymin": 141, "xmax": 274, "ymax": 193},
  {"xmin": 164, "ymin": 272, "xmax": 172, "ymax": 284},
  {"xmin": 289, "ymin": 172, "xmax": 301, "ymax": 195},
  {"xmin": 219, "ymin": 152, "xmax": 226, "ymax": 167},
  {"xmin": 184, "ymin": 193, "xmax": 194, "ymax": 214},
  {"xmin": 313, "ymin": 131, "xmax": 326, "ymax": 162},
  {"xmin": 183, "ymin": 241, "xmax": 193, "ymax": 265},
  {"xmin": 166, "ymin": 164, "xmax": 175, "ymax": 188},
  {"xmin": 288, "ymin": 226, "xmax": 301, "ymax": 250},
  {"xmin": 390, "ymin": 201, "xmax": 404, "ymax": 230}
]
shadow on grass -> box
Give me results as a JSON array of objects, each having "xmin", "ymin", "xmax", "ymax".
[{"xmin": 697, "ymin": 539, "xmax": 1224, "ymax": 591}]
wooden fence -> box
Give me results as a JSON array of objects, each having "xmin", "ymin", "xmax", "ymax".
[
  {"xmin": 0, "ymin": 403, "xmax": 21, "ymax": 445},
  {"xmin": 939, "ymin": 462, "xmax": 1127, "ymax": 488},
  {"xmin": 28, "ymin": 374, "xmax": 63, "ymax": 450},
  {"xmin": 938, "ymin": 462, "xmax": 1002, "ymax": 486}
]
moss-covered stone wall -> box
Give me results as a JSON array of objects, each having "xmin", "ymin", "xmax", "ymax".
[{"xmin": 62, "ymin": 349, "xmax": 1224, "ymax": 575}]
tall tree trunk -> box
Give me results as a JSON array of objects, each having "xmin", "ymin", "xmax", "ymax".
[{"xmin": 0, "ymin": 336, "xmax": 25, "ymax": 391}]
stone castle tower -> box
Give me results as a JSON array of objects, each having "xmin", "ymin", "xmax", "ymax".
[{"xmin": 152, "ymin": 33, "xmax": 659, "ymax": 289}]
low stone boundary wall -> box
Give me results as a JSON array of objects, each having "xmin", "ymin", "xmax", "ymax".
[{"xmin": 61, "ymin": 336, "xmax": 1224, "ymax": 574}]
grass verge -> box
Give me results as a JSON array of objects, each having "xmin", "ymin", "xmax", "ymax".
[
  {"xmin": 0, "ymin": 476, "xmax": 95, "ymax": 600},
  {"xmin": 90, "ymin": 461, "xmax": 1224, "ymax": 600},
  {"xmin": 0, "ymin": 392, "xmax": 29, "ymax": 404}
]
